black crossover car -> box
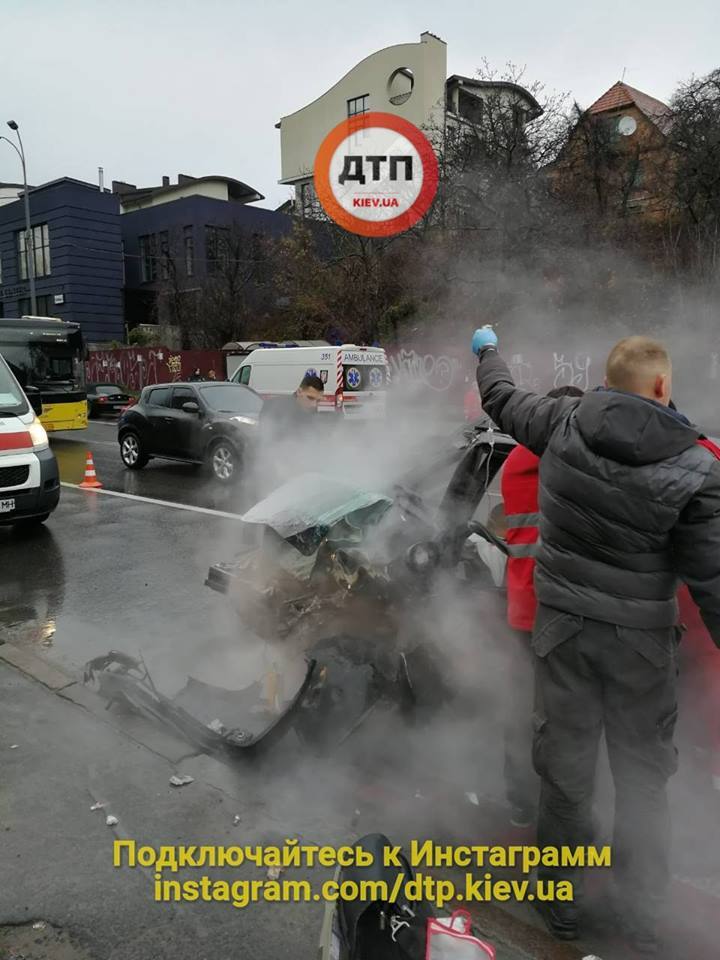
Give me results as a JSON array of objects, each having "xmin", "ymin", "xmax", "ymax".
[{"xmin": 117, "ymin": 381, "xmax": 262, "ymax": 482}]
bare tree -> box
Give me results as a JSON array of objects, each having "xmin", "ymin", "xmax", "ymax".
[
  {"xmin": 152, "ymin": 224, "xmax": 274, "ymax": 348},
  {"xmin": 665, "ymin": 68, "xmax": 720, "ymax": 283}
]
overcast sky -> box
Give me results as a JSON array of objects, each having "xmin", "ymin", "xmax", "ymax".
[{"xmin": 1, "ymin": 0, "xmax": 717, "ymax": 209}]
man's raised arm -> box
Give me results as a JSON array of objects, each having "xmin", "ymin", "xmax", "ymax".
[{"xmin": 472, "ymin": 327, "xmax": 579, "ymax": 457}]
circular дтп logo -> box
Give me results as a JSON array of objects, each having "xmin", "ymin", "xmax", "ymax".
[{"xmin": 314, "ymin": 112, "xmax": 439, "ymax": 237}]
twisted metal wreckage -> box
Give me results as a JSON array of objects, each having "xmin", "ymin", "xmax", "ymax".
[{"xmin": 84, "ymin": 421, "xmax": 516, "ymax": 761}]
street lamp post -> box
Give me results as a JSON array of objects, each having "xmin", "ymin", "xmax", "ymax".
[{"xmin": 1, "ymin": 121, "xmax": 36, "ymax": 314}]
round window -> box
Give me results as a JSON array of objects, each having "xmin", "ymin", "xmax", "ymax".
[{"xmin": 387, "ymin": 68, "xmax": 414, "ymax": 106}]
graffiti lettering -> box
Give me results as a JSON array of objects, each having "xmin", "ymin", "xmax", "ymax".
[
  {"xmin": 388, "ymin": 350, "xmax": 461, "ymax": 392},
  {"xmin": 85, "ymin": 347, "xmax": 222, "ymax": 391},
  {"xmin": 553, "ymin": 353, "xmax": 591, "ymax": 392},
  {"xmin": 508, "ymin": 354, "xmax": 540, "ymax": 391}
]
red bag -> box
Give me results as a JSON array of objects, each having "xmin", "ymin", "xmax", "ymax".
[{"xmin": 425, "ymin": 909, "xmax": 496, "ymax": 960}]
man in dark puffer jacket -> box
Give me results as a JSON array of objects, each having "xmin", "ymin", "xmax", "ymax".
[{"xmin": 471, "ymin": 329, "xmax": 720, "ymax": 954}]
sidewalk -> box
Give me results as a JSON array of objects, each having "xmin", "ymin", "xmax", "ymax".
[
  {"xmin": 5, "ymin": 648, "xmax": 716, "ymax": 960},
  {"xmin": 1, "ymin": 658, "xmax": 326, "ymax": 960},
  {"xmin": 2, "ymin": 656, "xmax": 556, "ymax": 960}
]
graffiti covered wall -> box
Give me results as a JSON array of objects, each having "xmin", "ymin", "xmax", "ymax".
[{"xmin": 85, "ymin": 347, "xmax": 224, "ymax": 391}]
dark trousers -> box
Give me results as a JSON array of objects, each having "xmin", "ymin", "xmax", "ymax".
[
  {"xmin": 532, "ymin": 604, "xmax": 679, "ymax": 930},
  {"xmin": 503, "ymin": 629, "xmax": 538, "ymax": 811}
]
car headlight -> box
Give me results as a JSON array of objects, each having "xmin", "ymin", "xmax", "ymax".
[{"xmin": 28, "ymin": 417, "xmax": 49, "ymax": 450}]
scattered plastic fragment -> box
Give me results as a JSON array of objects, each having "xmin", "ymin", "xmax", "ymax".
[
  {"xmin": 10, "ymin": 744, "xmax": 19, "ymax": 750},
  {"xmin": 465, "ymin": 792, "xmax": 480, "ymax": 806},
  {"xmin": 267, "ymin": 865, "xmax": 282, "ymax": 880},
  {"xmin": 169, "ymin": 774, "xmax": 194, "ymax": 787},
  {"xmin": 208, "ymin": 718, "xmax": 225, "ymax": 734},
  {"xmin": 32, "ymin": 922, "xmax": 46, "ymax": 931},
  {"xmin": 106, "ymin": 815, "xmax": 118, "ymax": 826},
  {"xmin": 90, "ymin": 802, "xmax": 105, "ymax": 811},
  {"xmin": 233, "ymin": 815, "xmax": 241, "ymax": 825}
]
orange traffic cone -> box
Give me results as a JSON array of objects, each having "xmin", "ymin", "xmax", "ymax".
[{"xmin": 79, "ymin": 450, "xmax": 102, "ymax": 489}]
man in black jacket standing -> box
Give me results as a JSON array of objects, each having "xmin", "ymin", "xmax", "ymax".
[{"xmin": 471, "ymin": 328, "xmax": 720, "ymax": 954}]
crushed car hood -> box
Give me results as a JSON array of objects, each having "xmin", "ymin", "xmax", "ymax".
[{"xmin": 241, "ymin": 473, "xmax": 392, "ymax": 541}]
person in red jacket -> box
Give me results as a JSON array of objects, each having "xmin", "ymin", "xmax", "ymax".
[
  {"xmin": 677, "ymin": 433, "xmax": 720, "ymax": 790},
  {"xmin": 500, "ymin": 385, "xmax": 584, "ymax": 826}
]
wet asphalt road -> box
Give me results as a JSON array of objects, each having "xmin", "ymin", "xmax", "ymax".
[
  {"xmin": 51, "ymin": 418, "xmax": 254, "ymax": 513},
  {"xmin": 0, "ymin": 417, "xmax": 267, "ymax": 690},
  {"xmin": 0, "ymin": 414, "xmax": 462, "ymax": 688}
]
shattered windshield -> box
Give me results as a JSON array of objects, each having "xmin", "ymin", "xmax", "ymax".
[{"xmin": 241, "ymin": 474, "xmax": 393, "ymax": 542}]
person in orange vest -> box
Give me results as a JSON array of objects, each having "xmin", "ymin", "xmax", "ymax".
[
  {"xmin": 500, "ymin": 385, "xmax": 584, "ymax": 828},
  {"xmin": 677, "ymin": 429, "xmax": 720, "ymax": 790}
]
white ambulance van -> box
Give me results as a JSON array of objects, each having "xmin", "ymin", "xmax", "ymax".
[
  {"xmin": 230, "ymin": 345, "xmax": 388, "ymax": 419},
  {"xmin": 0, "ymin": 352, "xmax": 60, "ymax": 526}
]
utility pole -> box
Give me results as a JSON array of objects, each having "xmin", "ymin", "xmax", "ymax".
[{"xmin": 1, "ymin": 121, "xmax": 37, "ymax": 314}]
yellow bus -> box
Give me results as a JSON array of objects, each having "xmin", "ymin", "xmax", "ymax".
[{"xmin": 0, "ymin": 315, "xmax": 87, "ymax": 431}]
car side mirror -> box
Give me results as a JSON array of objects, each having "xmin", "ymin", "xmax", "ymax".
[
  {"xmin": 182, "ymin": 401, "xmax": 200, "ymax": 414},
  {"xmin": 25, "ymin": 385, "xmax": 43, "ymax": 417}
]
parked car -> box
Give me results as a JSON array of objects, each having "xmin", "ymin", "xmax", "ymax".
[
  {"xmin": 87, "ymin": 382, "xmax": 132, "ymax": 419},
  {"xmin": 117, "ymin": 381, "xmax": 262, "ymax": 482},
  {"xmin": 0, "ymin": 352, "xmax": 60, "ymax": 526}
]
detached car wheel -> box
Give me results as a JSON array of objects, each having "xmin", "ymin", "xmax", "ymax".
[
  {"xmin": 208, "ymin": 440, "xmax": 239, "ymax": 483},
  {"xmin": 120, "ymin": 431, "xmax": 148, "ymax": 470}
]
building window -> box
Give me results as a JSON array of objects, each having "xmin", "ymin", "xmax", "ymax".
[
  {"xmin": 139, "ymin": 234, "xmax": 157, "ymax": 283},
  {"xmin": 184, "ymin": 226, "xmax": 194, "ymax": 277},
  {"xmin": 17, "ymin": 223, "xmax": 51, "ymax": 280},
  {"xmin": 19, "ymin": 294, "xmax": 52, "ymax": 316},
  {"xmin": 205, "ymin": 225, "xmax": 230, "ymax": 276},
  {"xmin": 457, "ymin": 89, "xmax": 484, "ymax": 126},
  {"xmin": 347, "ymin": 95, "xmax": 369, "ymax": 118},
  {"xmin": 159, "ymin": 231, "xmax": 170, "ymax": 281},
  {"xmin": 512, "ymin": 104, "xmax": 529, "ymax": 128}
]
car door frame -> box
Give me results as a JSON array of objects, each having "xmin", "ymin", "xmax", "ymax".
[
  {"xmin": 143, "ymin": 385, "xmax": 175, "ymax": 455},
  {"xmin": 166, "ymin": 384, "xmax": 205, "ymax": 460}
]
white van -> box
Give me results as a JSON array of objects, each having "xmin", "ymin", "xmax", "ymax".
[
  {"xmin": 0, "ymin": 352, "xmax": 60, "ymax": 526},
  {"xmin": 230, "ymin": 345, "xmax": 388, "ymax": 419}
]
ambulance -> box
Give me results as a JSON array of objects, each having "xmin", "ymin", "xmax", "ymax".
[
  {"xmin": 229, "ymin": 345, "xmax": 388, "ymax": 419},
  {"xmin": 0, "ymin": 352, "xmax": 60, "ymax": 526}
]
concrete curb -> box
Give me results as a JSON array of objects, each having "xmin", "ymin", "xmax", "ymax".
[
  {"xmin": 0, "ymin": 644, "xmax": 194, "ymax": 763},
  {"xmin": 0, "ymin": 642, "xmax": 75, "ymax": 690}
]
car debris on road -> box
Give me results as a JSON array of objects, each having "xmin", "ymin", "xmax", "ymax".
[
  {"xmin": 169, "ymin": 774, "xmax": 194, "ymax": 787},
  {"xmin": 82, "ymin": 422, "xmax": 515, "ymax": 765}
]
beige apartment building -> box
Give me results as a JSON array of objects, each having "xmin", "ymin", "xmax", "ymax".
[{"xmin": 277, "ymin": 31, "xmax": 541, "ymax": 217}]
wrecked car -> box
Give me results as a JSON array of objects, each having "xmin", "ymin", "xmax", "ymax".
[{"xmin": 86, "ymin": 422, "xmax": 515, "ymax": 761}]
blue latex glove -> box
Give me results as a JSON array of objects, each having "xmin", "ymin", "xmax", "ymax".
[{"xmin": 471, "ymin": 325, "xmax": 498, "ymax": 355}]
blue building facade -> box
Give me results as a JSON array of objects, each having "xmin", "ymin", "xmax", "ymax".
[
  {"xmin": 0, "ymin": 178, "xmax": 124, "ymax": 343},
  {"xmin": 119, "ymin": 179, "xmax": 293, "ymax": 331}
]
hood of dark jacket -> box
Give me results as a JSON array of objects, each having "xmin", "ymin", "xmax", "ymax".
[{"xmin": 574, "ymin": 388, "xmax": 700, "ymax": 466}]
